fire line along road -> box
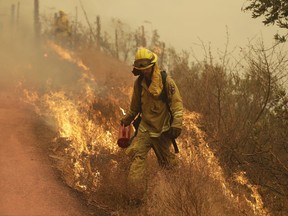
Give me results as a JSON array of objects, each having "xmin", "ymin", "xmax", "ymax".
[{"xmin": 0, "ymin": 45, "xmax": 96, "ymax": 216}]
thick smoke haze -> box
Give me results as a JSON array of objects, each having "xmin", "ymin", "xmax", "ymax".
[
  {"xmin": 0, "ymin": 1, "xmax": 77, "ymax": 90},
  {"xmin": 1, "ymin": 0, "xmax": 285, "ymax": 54}
]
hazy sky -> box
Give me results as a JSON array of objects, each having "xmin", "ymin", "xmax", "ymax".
[{"xmin": 1, "ymin": 0, "xmax": 286, "ymax": 54}]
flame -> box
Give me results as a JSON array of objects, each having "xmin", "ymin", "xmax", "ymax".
[
  {"xmin": 120, "ymin": 107, "xmax": 126, "ymax": 115},
  {"xmin": 20, "ymin": 42, "xmax": 269, "ymax": 214},
  {"xmin": 21, "ymin": 43, "xmax": 117, "ymax": 191},
  {"xmin": 22, "ymin": 87, "xmax": 117, "ymax": 191},
  {"xmin": 47, "ymin": 41, "xmax": 89, "ymax": 71},
  {"xmin": 235, "ymin": 171, "xmax": 269, "ymax": 215},
  {"xmin": 182, "ymin": 111, "xmax": 269, "ymax": 215}
]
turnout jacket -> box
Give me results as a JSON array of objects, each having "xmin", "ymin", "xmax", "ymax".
[
  {"xmin": 123, "ymin": 73, "xmax": 183, "ymax": 137},
  {"xmin": 54, "ymin": 15, "xmax": 70, "ymax": 32}
]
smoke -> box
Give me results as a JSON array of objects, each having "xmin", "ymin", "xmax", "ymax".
[
  {"xmin": 1, "ymin": 3, "xmax": 274, "ymax": 215},
  {"xmin": 0, "ymin": 1, "xmax": 35, "ymax": 88},
  {"xmin": 0, "ymin": 6, "xmax": 79, "ymax": 95}
]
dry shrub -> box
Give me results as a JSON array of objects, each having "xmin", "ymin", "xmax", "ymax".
[
  {"xmin": 19, "ymin": 29, "xmax": 278, "ymax": 215},
  {"xmin": 89, "ymin": 150, "xmax": 131, "ymax": 209},
  {"xmin": 144, "ymin": 158, "xmax": 245, "ymax": 216}
]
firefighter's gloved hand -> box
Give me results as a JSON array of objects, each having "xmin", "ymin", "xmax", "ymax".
[
  {"xmin": 168, "ymin": 127, "xmax": 182, "ymax": 139},
  {"xmin": 120, "ymin": 118, "xmax": 130, "ymax": 127}
]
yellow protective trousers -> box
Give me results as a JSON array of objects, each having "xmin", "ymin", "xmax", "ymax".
[{"xmin": 125, "ymin": 130, "xmax": 178, "ymax": 198}]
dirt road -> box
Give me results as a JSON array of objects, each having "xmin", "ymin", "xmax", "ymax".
[
  {"xmin": 0, "ymin": 32, "xmax": 121, "ymax": 215},
  {"xmin": 0, "ymin": 88, "xmax": 95, "ymax": 216}
]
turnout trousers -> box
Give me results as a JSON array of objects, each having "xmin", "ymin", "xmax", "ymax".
[{"xmin": 125, "ymin": 130, "xmax": 178, "ymax": 198}]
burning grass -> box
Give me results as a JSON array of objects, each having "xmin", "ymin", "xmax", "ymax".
[{"xmin": 19, "ymin": 42, "xmax": 271, "ymax": 215}]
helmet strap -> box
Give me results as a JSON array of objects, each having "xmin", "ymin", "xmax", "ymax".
[{"xmin": 132, "ymin": 68, "xmax": 141, "ymax": 76}]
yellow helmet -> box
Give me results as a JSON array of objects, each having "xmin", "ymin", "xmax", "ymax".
[
  {"xmin": 133, "ymin": 47, "xmax": 158, "ymax": 70},
  {"xmin": 59, "ymin": 10, "xmax": 65, "ymax": 16}
]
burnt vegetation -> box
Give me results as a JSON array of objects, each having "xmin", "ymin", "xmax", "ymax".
[
  {"xmin": 40, "ymin": 11, "xmax": 288, "ymax": 214},
  {"xmin": 2, "ymin": 2, "xmax": 287, "ymax": 215}
]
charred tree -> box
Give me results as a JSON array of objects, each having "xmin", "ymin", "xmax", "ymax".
[
  {"xmin": 16, "ymin": 2, "xmax": 20, "ymax": 26},
  {"xmin": 10, "ymin": 4, "xmax": 15, "ymax": 29},
  {"xmin": 34, "ymin": 0, "xmax": 41, "ymax": 40},
  {"xmin": 96, "ymin": 15, "xmax": 101, "ymax": 49},
  {"xmin": 141, "ymin": 25, "xmax": 146, "ymax": 47},
  {"xmin": 115, "ymin": 29, "xmax": 119, "ymax": 59}
]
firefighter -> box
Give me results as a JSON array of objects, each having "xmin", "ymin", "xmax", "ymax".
[
  {"xmin": 53, "ymin": 10, "xmax": 71, "ymax": 44},
  {"xmin": 120, "ymin": 47, "xmax": 183, "ymax": 204}
]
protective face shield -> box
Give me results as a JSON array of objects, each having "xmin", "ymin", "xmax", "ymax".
[{"xmin": 133, "ymin": 48, "xmax": 158, "ymax": 70}]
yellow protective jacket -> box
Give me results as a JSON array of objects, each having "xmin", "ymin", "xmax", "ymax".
[
  {"xmin": 54, "ymin": 15, "xmax": 70, "ymax": 32},
  {"xmin": 123, "ymin": 72, "xmax": 183, "ymax": 137}
]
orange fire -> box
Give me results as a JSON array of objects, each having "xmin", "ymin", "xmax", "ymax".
[{"xmin": 20, "ymin": 42, "xmax": 269, "ymax": 214}]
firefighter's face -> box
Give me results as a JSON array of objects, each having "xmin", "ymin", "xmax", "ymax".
[{"xmin": 141, "ymin": 67, "xmax": 153, "ymax": 81}]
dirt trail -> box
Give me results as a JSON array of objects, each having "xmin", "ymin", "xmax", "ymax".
[{"xmin": 0, "ymin": 90, "xmax": 94, "ymax": 216}]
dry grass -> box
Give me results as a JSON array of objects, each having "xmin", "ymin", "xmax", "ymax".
[{"xmin": 19, "ymin": 39, "xmax": 273, "ymax": 216}]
